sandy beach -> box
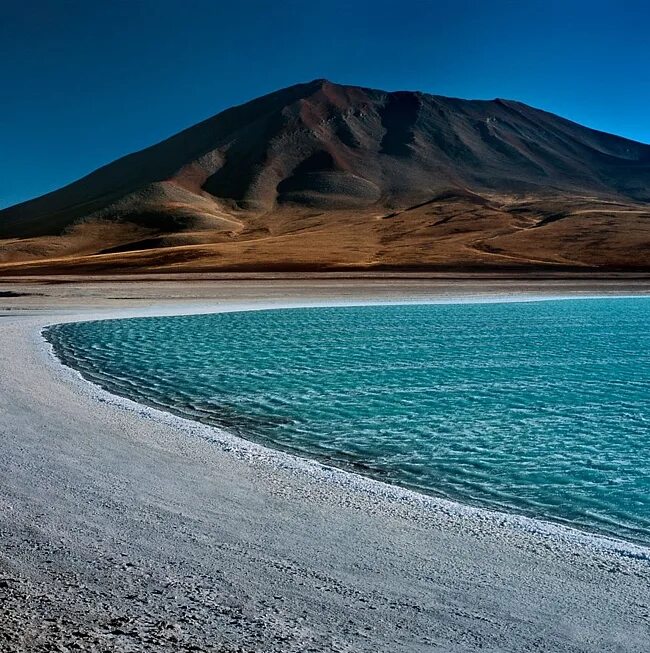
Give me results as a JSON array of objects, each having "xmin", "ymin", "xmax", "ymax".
[{"xmin": 1, "ymin": 276, "xmax": 650, "ymax": 652}]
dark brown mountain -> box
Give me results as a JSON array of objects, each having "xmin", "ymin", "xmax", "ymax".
[{"xmin": 1, "ymin": 78, "xmax": 649, "ymax": 273}]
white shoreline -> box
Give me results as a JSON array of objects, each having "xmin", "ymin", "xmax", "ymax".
[
  {"xmin": 3, "ymin": 280, "xmax": 650, "ymax": 652},
  {"xmin": 39, "ymin": 296, "xmax": 650, "ymax": 560}
]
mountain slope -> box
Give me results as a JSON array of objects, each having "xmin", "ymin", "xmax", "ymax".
[{"xmin": 1, "ymin": 79, "xmax": 649, "ymax": 272}]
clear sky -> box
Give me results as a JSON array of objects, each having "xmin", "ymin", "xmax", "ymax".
[{"xmin": 2, "ymin": 0, "xmax": 649, "ymax": 209}]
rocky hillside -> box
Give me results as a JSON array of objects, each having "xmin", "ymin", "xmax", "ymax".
[{"xmin": 1, "ymin": 79, "xmax": 649, "ymax": 272}]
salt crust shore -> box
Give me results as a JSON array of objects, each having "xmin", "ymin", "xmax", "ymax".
[
  {"xmin": 41, "ymin": 297, "xmax": 650, "ymax": 559},
  {"xmin": 1, "ymin": 280, "xmax": 650, "ymax": 652}
]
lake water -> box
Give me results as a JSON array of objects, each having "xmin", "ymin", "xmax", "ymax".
[{"xmin": 45, "ymin": 298, "xmax": 650, "ymax": 546}]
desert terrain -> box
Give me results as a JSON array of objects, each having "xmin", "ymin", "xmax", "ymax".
[{"xmin": 1, "ymin": 80, "xmax": 649, "ymax": 274}]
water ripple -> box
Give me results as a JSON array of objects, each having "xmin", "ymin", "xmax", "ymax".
[{"xmin": 45, "ymin": 299, "xmax": 650, "ymax": 545}]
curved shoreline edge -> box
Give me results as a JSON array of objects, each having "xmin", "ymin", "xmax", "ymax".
[
  {"xmin": 39, "ymin": 297, "xmax": 650, "ymax": 562},
  {"xmin": 3, "ymin": 278, "xmax": 650, "ymax": 652}
]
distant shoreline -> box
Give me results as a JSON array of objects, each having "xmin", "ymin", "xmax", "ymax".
[{"xmin": 4, "ymin": 270, "xmax": 650, "ymax": 282}]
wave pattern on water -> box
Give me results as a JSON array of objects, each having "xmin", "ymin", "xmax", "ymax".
[{"xmin": 44, "ymin": 299, "xmax": 650, "ymax": 546}]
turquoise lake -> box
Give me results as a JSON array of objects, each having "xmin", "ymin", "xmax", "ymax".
[{"xmin": 45, "ymin": 299, "xmax": 650, "ymax": 546}]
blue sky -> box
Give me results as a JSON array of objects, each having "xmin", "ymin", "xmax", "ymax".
[{"xmin": 2, "ymin": 0, "xmax": 649, "ymax": 208}]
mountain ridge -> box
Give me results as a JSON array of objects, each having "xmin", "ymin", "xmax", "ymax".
[{"xmin": 1, "ymin": 79, "xmax": 649, "ymax": 273}]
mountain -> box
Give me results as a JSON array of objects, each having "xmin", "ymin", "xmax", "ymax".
[{"xmin": 1, "ymin": 78, "xmax": 649, "ymax": 273}]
